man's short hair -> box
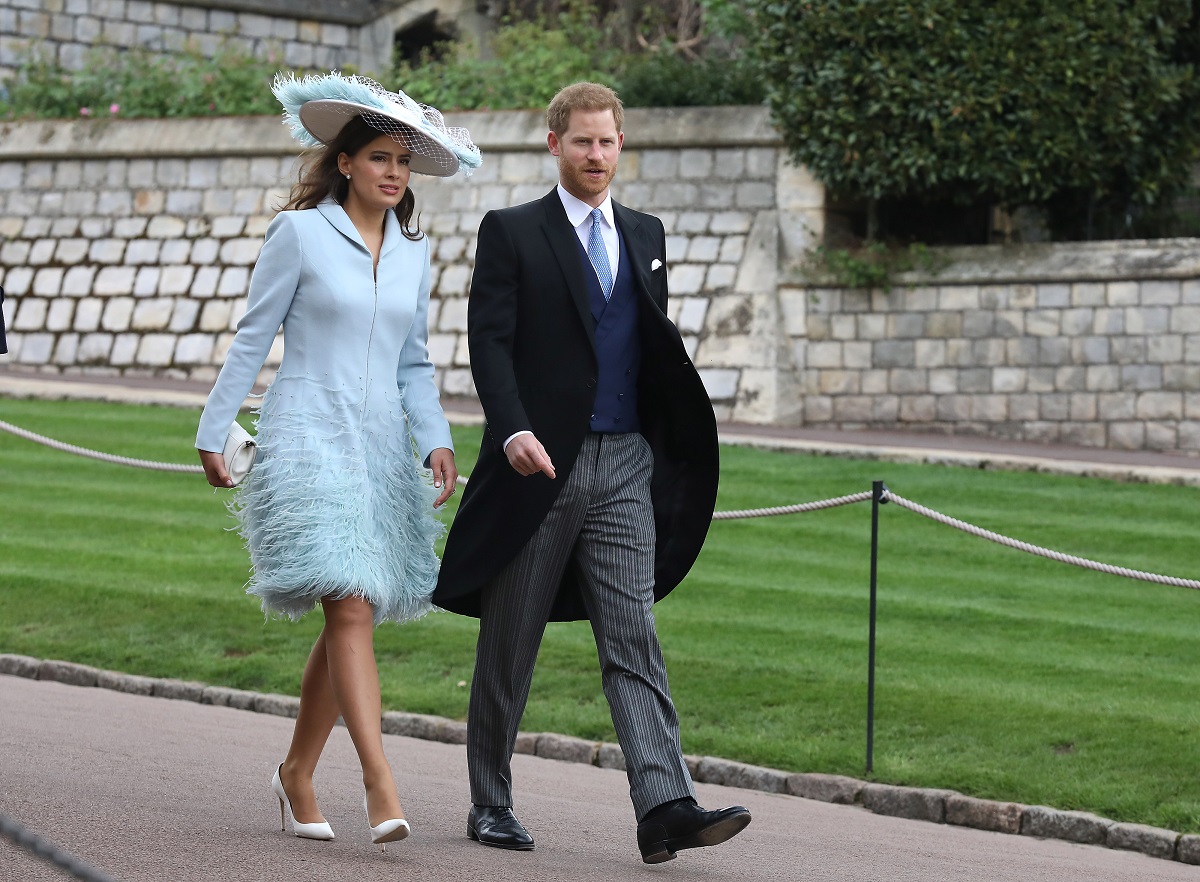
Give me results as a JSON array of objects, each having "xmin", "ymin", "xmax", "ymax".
[{"xmin": 546, "ymin": 82, "xmax": 624, "ymax": 136}]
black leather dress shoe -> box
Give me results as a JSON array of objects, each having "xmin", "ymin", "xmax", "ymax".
[
  {"xmin": 636, "ymin": 798, "xmax": 751, "ymax": 863},
  {"xmin": 467, "ymin": 805, "xmax": 535, "ymax": 850}
]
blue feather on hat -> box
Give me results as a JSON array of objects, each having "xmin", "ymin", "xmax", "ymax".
[{"xmin": 271, "ymin": 71, "xmax": 482, "ymax": 175}]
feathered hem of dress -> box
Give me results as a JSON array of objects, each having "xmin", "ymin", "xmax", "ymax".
[{"xmin": 227, "ymin": 379, "xmax": 445, "ymax": 627}]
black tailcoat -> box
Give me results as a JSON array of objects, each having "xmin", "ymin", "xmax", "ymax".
[{"xmin": 433, "ymin": 190, "xmax": 718, "ymax": 621}]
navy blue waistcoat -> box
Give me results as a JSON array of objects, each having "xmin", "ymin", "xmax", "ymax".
[{"xmin": 577, "ymin": 227, "xmax": 640, "ymax": 433}]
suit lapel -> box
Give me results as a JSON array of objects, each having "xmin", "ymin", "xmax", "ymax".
[
  {"xmin": 613, "ymin": 202, "xmax": 654, "ymax": 305},
  {"xmin": 539, "ymin": 190, "xmax": 596, "ymax": 349}
]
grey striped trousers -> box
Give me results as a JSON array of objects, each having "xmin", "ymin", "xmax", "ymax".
[{"xmin": 467, "ymin": 431, "xmax": 697, "ymax": 819}]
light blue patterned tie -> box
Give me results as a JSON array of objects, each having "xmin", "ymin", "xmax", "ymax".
[{"xmin": 587, "ymin": 208, "xmax": 614, "ymax": 301}]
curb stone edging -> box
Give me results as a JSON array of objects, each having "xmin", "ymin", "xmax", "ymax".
[{"xmin": 2, "ymin": 654, "xmax": 1195, "ymax": 866}]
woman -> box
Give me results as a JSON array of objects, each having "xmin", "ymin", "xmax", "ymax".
[{"xmin": 195, "ymin": 72, "xmax": 481, "ymax": 849}]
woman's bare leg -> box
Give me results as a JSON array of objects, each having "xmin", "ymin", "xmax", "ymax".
[
  {"xmin": 320, "ymin": 595, "xmax": 404, "ymax": 825},
  {"xmin": 278, "ymin": 630, "xmax": 339, "ymax": 824}
]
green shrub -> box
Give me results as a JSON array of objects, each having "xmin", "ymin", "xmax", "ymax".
[
  {"xmin": 0, "ymin": 44, "xmax": 288, "ymax": 121},
  {"xmin": 743, "ymin": 0, "xmax": 1200, "ymax": 229},
  {"xmin": 393, "ymin": 11, "xmax": 619, "ymax": 111},
  {"xmin": 614, "ymin": 52, "xmax": 763, "ymax": 108}
]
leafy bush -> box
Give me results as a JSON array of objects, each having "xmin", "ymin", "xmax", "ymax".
[
  {"xmin": 0, "ymin": 44, "xmax": 285, "ymax": 120},
  {"xmin": 615, "ymin": 52, "xmax": 762, "ymax": 108},
  {"xmin": 393, "ymin": 10, "xmax": 620, "ymax": 111},
  {"xmin": 394, "ymin": 1, "xmax": 761, "ymax": 110},
  {"xmin": 743, "ymin": 0, "xmax": 1200, "ymax": 229}
]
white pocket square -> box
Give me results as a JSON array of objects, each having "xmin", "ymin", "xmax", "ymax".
[{"xmin": 651, "ymin": 258, "xmax": 663, "ymax": 271}]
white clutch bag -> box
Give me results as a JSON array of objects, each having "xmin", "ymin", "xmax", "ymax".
[{"xmin": 222, "ymin": 422, "xmax": 257, "ymax": 486}]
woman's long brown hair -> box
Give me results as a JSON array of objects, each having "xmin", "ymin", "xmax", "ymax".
[{"xmin": 282, "ymin": 115, "xmax": 423, "ymax": 241}]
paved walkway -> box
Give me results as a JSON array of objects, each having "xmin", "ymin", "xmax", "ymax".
[{"xmin": 3, "ymin": 674, "xmax": 1195, "ymax": 882}]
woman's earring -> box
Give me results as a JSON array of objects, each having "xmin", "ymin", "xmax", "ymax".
[{"xmin": 345, "ymin": 173, "xmax": 351, "ymax": 180}]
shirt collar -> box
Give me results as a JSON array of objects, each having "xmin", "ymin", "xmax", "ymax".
[{"xmin": 557, "ymin": 184, "xmax": 614, "ymax": 230}]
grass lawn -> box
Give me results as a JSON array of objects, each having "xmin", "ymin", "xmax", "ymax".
[{"xmin": 1, "ymin": 396, "xmax": 1198, "ymax": 832}]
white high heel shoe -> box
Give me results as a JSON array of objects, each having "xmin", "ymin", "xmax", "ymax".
[
  {"xmin": 271, "ymin": 764, "xmax": 335, "ymax": 841},
  {"xmin": 364, "ymin": 794, "xmax": 410, "ymax": 851}
]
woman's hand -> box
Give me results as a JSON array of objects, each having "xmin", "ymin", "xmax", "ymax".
[
  {"xmin": 429, "ymin": 447, "xmax": 458, "ymax": 509},
  {"xmin": 199, "ymin": 449, "xmax": 234, "ymax": 488}
]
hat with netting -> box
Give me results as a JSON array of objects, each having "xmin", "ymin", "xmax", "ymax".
[{"xmin": 272, "ymin": 71, "xmax": 482, "ymax": 178}]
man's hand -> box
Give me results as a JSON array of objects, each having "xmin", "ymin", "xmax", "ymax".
[
  {"xmin": 429, "ymin": 447, "xmax": 459, "ymax": 508},
  {"xmin": 505, "ymin": 433, "xmax": 556, "ymax": 479}
]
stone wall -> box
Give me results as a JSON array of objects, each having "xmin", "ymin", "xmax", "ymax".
[
  {"xmin": 0, "ymin": 106, "xmax": 820, "ymax": 419},
  {"xmin": 786, "ymin": 246, "xmax": 1200, "ymax": 452},
  {"xmin": 0, "ymin": 0, "xmax": 487, "ymax": 82},
  {"xmin": 2, "ymin": 107, "xmax": 1198, "ymax": 454}
]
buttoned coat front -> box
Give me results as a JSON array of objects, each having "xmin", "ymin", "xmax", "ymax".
[{"xmin": 433, "ymin": 189, "xmax": 719, "ymax": 621}]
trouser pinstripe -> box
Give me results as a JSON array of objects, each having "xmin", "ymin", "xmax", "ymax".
[{"xmin": 467, "ymin": 431, "xmax": 697, "ymax": 820}]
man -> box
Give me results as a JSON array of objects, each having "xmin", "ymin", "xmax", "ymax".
[{"xmin": 433, "ymin": 82, "xmax": 750, "ymax": 864}]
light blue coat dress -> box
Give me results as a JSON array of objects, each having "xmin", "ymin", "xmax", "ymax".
[{"xmin": 196, "ymin": 200, "xmax": 453, "ymax": 624}]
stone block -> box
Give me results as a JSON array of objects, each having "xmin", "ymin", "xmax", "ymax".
[
  {"xmin": 46, "ymin": 298, "xmax": 74, "ymax": 331},
  {"xmin": 945, "ymin": 794, "xmax": 1023, "ymax": 834},
  {"xmin": 14, "ymin": 297, "xmax": 48, "ymax": 330},
  {"xmin": 832, "ymin": 395, "xmax": 873, "ymax": 422},
  {"xmin": 38, "ymin": 659, "xmax": 99, "ymax": 687},
  {"xmin": 53, "ymin": 334, "xmax": 79, "ymax": 365},
  {"xmin": 223, "ymin": 690, "xmax": 260, "ymax": 711},
  {"xmin": 873, "ymin": 340, "xmax": 915, "ymax": 368},
  {"xmin": 54, "ymin": 238, "xmax": 89, "ymax": 264},
  {"xmin": 700, "ymin": 261, "xmax": 739, "ymax": 290},
  {"xmin": 1136, "ymin": 392, "xmax": 1183, "ymax": 420},
  {"xmin": 696, "ymin": 757, "xmax": 788, "ymax": 793},
  {"xmin": 133, "ymin": 267, "xmax": 161, "ymax": 298},
  {"xmin": 169, "ymin": 300, "xmax": 199, "ymax": 333},
  {"xmin": 77, "ymin": 333, "xmax": 113, "ymax": 362},
  {"xmin": 698, "ymin": 368, "xmax": 739, "ymax": 400},
  {"xmin": 862, "ymin": 784, "xmax": 955, "ymax": 823},
  {"xmin": 668, "ymin": 264, "xmax": 706, "ymax": 295},
  {"xmin": 191, "ymin": 266, "xmax": 221, "ymax": 298},
  {"xmin": 132, "ymin": 298, "xmax": 173, "ymax": 330},
  {"xmin": 15, "ymin": 333, "xmax": 51, "ymax": 363},
  {"xmin": 1141, "ymin": 280, "xmax": 1182, "ymax": 305},
  {"xmin": 597, "ymin": 743, "xmax": 626, "ymax": 771},
  {"xmin": 96, "ymin": 671, "xmax": 156, "ymax": 695},
  {"xmin": 151, "ymin": 679, "xmax": 205, "ymax": 702},
  {"xmin": 786, "ymin": 773, "xmax": 863, "ymax": 804},
  {"xmin": 1178, "ymin": 834, "xmax": 1200, "ymax": 864},
  {"xmin": 216, "ymin": 238, "xmax": 259, "ymax": 266},
  {"xmin": 0, "ymin": 654, "xmax": 41, "ymax": 678},
  {"xmin": 435, "ymin": 719, "xmax": 468, "ymax": 745},
  {"xmin": 1025, "ymin": 309, "xmax": 1061, "ymax": 337},
  {"xmin": 1021, "ymin": 805, "xmax": 1110, "ymax": 845},
  {"xmin": 1172, "ymin": 306, "xmax": 1200, "ymax": 334},
  {"xmin": 535, "ymin": 733, "xmax": 596, "ymax": 765},
  {"xmin": 175, "ymin": 334, "xmax": 214, "ymax": 364},
  {"xmin": 136, "ymin": 334, "xmax": 175, "ymax": 366},
  {"xmin": 1106, "ymin": 822, "xmax": 1178, "ymax": 859},
  {"xmin": 252, "ymin": 693, "xmax": 300, "ymax": 718},
  {"xmin": 218, "ymin": 267, "xmax": 250, "ymax": 297},
  {"xmin": 513, "ymin": 732, "xmax": 540, "ymax": 755},
  {"xmin": 159, "ymin": 265, "xmax": 195, "ymax": 296},
  {"xmin": 110, "ymin": 333, "xmax": 139, "ymax": 365},
  {"xmin": 1126, "ymin": 305, "xmax": 1170, "ymax": 335}
]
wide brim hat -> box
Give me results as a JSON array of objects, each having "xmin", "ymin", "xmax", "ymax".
[{"xmin": 272, "ymin": 72, "xmax": 481, "ymax": 178}]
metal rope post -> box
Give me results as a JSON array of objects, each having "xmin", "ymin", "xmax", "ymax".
[{"xmin": 866, "ymin": 480, "xmax": 888, "ymax": 774}]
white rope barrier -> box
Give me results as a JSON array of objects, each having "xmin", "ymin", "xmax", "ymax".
[
  {"xmin": 711, "ymin": 491, "xmax": 872, "ymax": 520},
  {"xmin": 3, "ymin": 418, "xmax": 1197, "ymax": 590},
  {"xmin": 0, "ymin": 419, "xmax": 204, "ymax": 474},
  {"xmin": 882, "ymin": 489, "xmax": 1200, "ymax": 590}
]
